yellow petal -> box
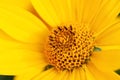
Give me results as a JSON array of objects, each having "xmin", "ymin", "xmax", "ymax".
[
  {"xmin": 91, "ymin": 0, "xmax": 120, "ymax": 33},
  {"xmin": 0, "ymin": 30, "xmax": 46, "ymax": 54},
  {"xmin": 73, "ymin": 69, "xmax": 81, "ymax": 80},
  {"xmin": 97, "ymin": 45, "xmax": 120, "ymax": 51},
  {"xmin": 50, "ymin": 0, "xmax": 77, "ymax": 23},
  {"xmin": 0, "ymin": 0, "xmax": 31, "ymax": 10},
  {"xmin": 83, "ymin": 65, "xmax": 96, "ymax": 80},
  {"xmin": 87, "ymin": 62, "xmax": 120, "ymax": 80},
  {"xmin": 0, "ymin": 1, "xmax": 40, "ymax": 18},
  {"xmin": 77, "ymin": 0, "xmax": 102, "ymax": 23},
  {"xmin": 0, "ymin": 30, "xmax": 47, "ymax": 75},
  {"xmin": 15, "ymin": 68, "xmax": 55, "ymax": 80},
  {"xmin": 15, "ymin": 68, "xmax": 68, "ymax": 80},
  {"xmin": 14, "ymin": 67, "xmax": 45, "ymax": 80},
  {"xmin": 0, "ymin": 5, "xmax": 49, "ymax": 43},
  {"xmin": 31, "ymin": 68, "xmax": 57, "ymax": 80},
  {"xmin": 95, "ymin": 21, "xmax": 120, "ymax": 45},
  {"xmin": 69, "ymin": 68, "xmax": 85, "ymax": 80},
  {"xmin": 79, "ymin": 67, "xmax": 87, "ymax": 80},
  {"xmin": 0, "ymin": 1, "xmax": 38, "ymax": 17},
  {"xmin": 69, "ymin": 69, "xmax": 75, "ymax": 80},
  {"xmin": 0, "ymin": 29, "xmax": 17, "ymax": 41},
  {"xmin": 31, "ymin": 0, "xmax": 61, "ymax": 27},
  {"xmin": 68, "ymin": 68, "xmax": 87, "ymax": 80},
  {"xmin": 91, "ymin": 50, "xmax": 120, "ymax": 71},
  {"xmin": 0, "ymin": 48, "xmax": 47, "ymax": 75},
  {"xmin": 61, "ymin": 70, "xmax": 69, "ymax": 80},
  {"xmin": 50, "ymin": 70, "xmax": 67, "ymax": 80}
]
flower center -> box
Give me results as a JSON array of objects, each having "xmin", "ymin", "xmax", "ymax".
[{"xmin": 45, "ymin": 24, "xmax": 94, "ymax": 71}]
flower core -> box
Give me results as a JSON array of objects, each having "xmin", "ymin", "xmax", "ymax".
[{"xmin": 45, "ymin": 24, "xmax": 94, "ymax": 71}]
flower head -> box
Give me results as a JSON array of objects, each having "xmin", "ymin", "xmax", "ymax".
[{"xmin": 0, "ymin": 0, "xmax": 120, "ymax": 80}]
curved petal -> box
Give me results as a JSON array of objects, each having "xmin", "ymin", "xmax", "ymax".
[
  {"xmin": 91, "ymin": 50, "xmax": 120, "ymax": 71},
  {"xmin": 87, "ymin": 62, "xmax": 120, "ymax": 80},
  {"xmin": 0, "ymin": 30, "xmax": 47, "ymax": 54},
  {"xmin": 95, "ymin": 21, "xmax": 120, "ymax": 45},
  {"xmin": 31, "ymin": 0, "xmax": 61, "ymax": 27},
  {"xmin": 0, "ymin": 30, "xmax": 49, "ymax": 75},
  {"xmin": 0, "ymin": 5, "xmax": 49, "ymax": 43},
  {"xmin": 31, "ymin": 0, "xmax": 79, "ymax": 27},
  {"xmin": 0, "ymin": 47, "xmax": 48, "ymax": 75},
  {"xmin": 0, "ymin": 1, "xmax": 39, "ymax": 17},
  {"xmin": 90, "ymin": 0, "xmax": 120, "ymax": 33}
]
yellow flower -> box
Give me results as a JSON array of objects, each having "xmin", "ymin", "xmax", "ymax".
[{"xmin": 0, "ymin": 0, "xmax": 120, "ymax": 80}]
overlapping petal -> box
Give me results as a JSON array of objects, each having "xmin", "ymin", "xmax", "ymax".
[
  {"xmin": 90, "ymin": 0, "xmax": 120, "ymax": 33},
  {"xmin": 95, "ymin": 20, "xmax": 120, "ymax": 45},
  {"xmin": 87, "ymin": 62, "xmax": 120, "ymax": 80},
  {"xmin": 91, "ymin": 50, "xmax": 120, "ymax": 71},
  {"xmin": 0, "ymin": 6, "xmax": 49, "ymax": 75},
  {"xmin": 0, "ymin": 0, "xmax": 120, "ymax": 80},
  {"xmin": 0, "ymin": 5, "xmax": 49, "ymax": 43}
]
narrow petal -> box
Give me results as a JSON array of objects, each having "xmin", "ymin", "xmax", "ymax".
[
  {"xmin": 87, "ymin": 62, "xmax": 120, "ymax": 80},
  {"xmin": 31, "ymin": 68, "xmax": 57, "ymax": 80},
  {"xmin": 91, "ymin": 50, "xmax": 120, "ymax": 71},
  {"xmin": 31, "ymin": 0, "xmax": 61, "ymax": 27},
  {"xmin": 90, "ymin": 0, "xmax": 120, "ymax": 33},
  {"xmin": 61, "ymin": 71, "xmax": 69, "ymax": 80},
  {"xmin": 52, "ymin": 70, "xmax": 68, "ymax": 80},
  {"xmin": 83, "ymin": 65, "xmax": 96, "ymax": 80},
  {"xmin": 79, "ymin": 67, "xmax": 86, "ymax": 80},
  {"xmin": 31, "ymin": 0, "xmax": 79, "ymax": 27},
  {"xmin": 14, "ymin": 67, "xmax": 45, "ymax": 80},
  {"xmin": 77, "ymin": 0, "xmax": 102, "ymax": 23},
  {"xmin": 15, "ymin": 68, "xmax": 56, "ymax": 80},
  {"xmin": 50, "ymin": 0, "xmax": 76, "ymax": 23},
  {"xmin": 74, "ymin": 69, "xmax": 81, "ymax": 80},
  {"xmin": 73, "ymin": 69, "xmax": 81, "ymax": 80},
  {"xmin": 0, "ymin": 5, "xmax": 49, "ymax": 43},
  {"xmin": 67, "ymin": 67, "xmax": 86, "ymax": 80},
  {"xmin": 69, "ymin": 69, "xmax": 75, "ymax": 80}
]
